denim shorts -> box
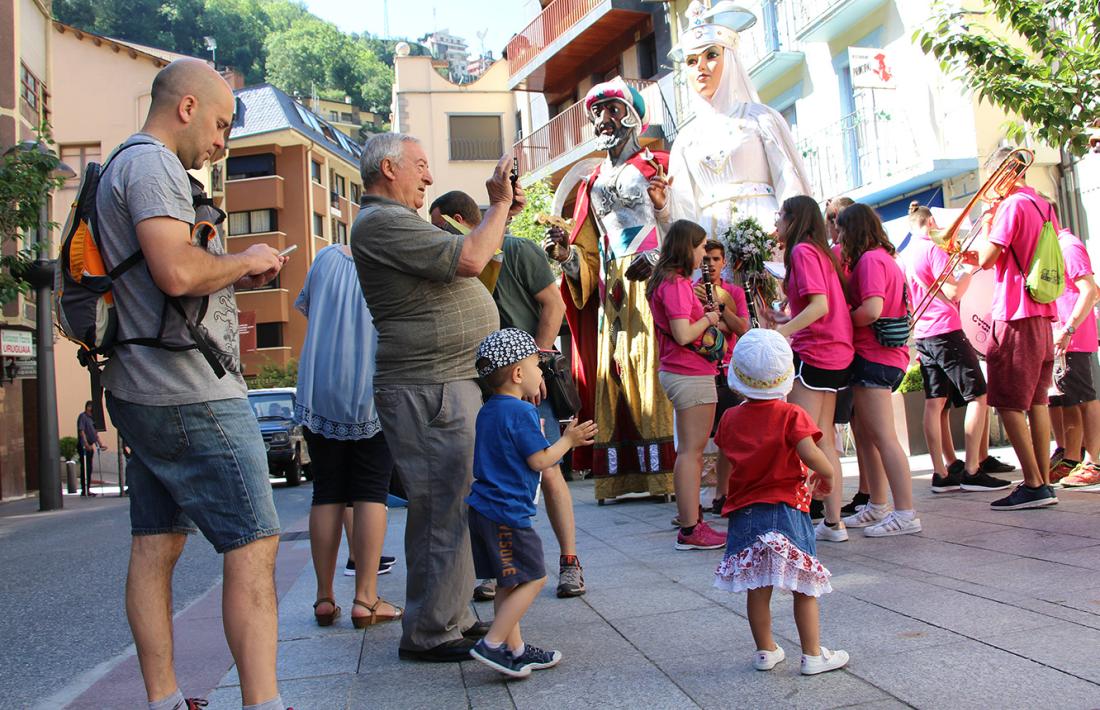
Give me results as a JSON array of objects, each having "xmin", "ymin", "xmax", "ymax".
[
  {"xmin": 849, "ymin": 354, "xmax": 905, "ymax": 391},
  {"xmin": 107, "ymin": 394, "xmax": 281, "ymax": 553}
]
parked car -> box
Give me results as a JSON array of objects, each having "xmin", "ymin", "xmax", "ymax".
[{"xmin": 246, "ymin": 387, "xmax": 311, "ymax": 486}]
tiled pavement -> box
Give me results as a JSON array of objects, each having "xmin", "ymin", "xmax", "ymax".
[{"xmin": 94, "ymin": 449, "xmax": 1100, "ymax": 709}]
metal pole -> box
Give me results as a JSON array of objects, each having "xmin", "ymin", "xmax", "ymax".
[{"xmin": 32, "ymin": 201, "xmax": 62, "ymax": 511}]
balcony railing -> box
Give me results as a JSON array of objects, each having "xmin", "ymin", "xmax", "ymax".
[
  {"xmin": 506, "ymin": 0, "xmax": 604, "ymax": 79},
  {"xmin": 797, "ymin": 109, "xmax": 918, "ymax": 200},
  {"xmin": 793, "ymin": 0, "xmax": 889, "ymax": 41},
  {"xmin": 514, "ymin": 79, "xmax": 673, "ymax": 179},
  {"xmin": 739, "ymin": 0, "xmax": 799, "ymax": 71}
]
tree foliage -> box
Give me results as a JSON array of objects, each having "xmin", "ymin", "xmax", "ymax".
[
  {"xmin": 52, "ymin": 0, "xmax": 404, "ymax": 114},
  {"xmin": 247, "ymin": 358, "xmax": 298, "ymax": 388},
  {"xmin": 917, "ymin": 0, "xmax": 1100, "ymax": 156},
  {"xmin": 507, "ymin": 178, "xmax": 555, "ymax": 246},
  {"xmin": 0, "ymin": 135, "xmax": 65, "ymax": 304}
]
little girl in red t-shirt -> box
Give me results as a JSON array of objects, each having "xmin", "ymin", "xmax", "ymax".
[{"xmin": 714, "ymin": 328, "xmax": 849, "ymax": 675}]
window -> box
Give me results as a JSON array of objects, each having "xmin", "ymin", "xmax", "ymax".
[
  {"xmin": 59, "ymin": 143, "xmax": 101, "ymax": 183},
  {"xmin": 336, "ymin": 222, "xmax": 348, "ymax": 245},
  {"xmin": 313, "ymin": 213, "xmax": 324, "ymax": 236},
  {"xmin": 351, "ymin": 183, "xmax": 361, "ymax": 203},
  {"xmin": 638, "ymin": 34, "xmax": 658, "ymax": 79},
  {"xmin": 311, "ymin": 160, "xmax": 323, "ymax": 184},
  {"xmin": 341, "ymin": 112, "xmax": 354, "ymax": 123},
  {"xmin": 226, "ymin": 153, "xmax": 275, "ymax": 180},
  {"xmin": 329, "ymin": 110, "xmax": 339, "ymax": 122},
  {"xmin": 780, "ymin": 103, "xmax": 798, "ymax": 132},
  {"xmin": 255, "ymin": 322, "xmax": 284, "ymax": 349},
  {"xmin": 20, "ymin": 63, "xmax": 47, "ymax": 120},
  {"xmin": 228, "ymin": 209, "xmax": 277, "ymax": 235},
  {"xmin": 335, "ymin": 174, "xmax": 347, "ymax": 198},
  {"xmin": 448, "ymin": 115, "xmax": 503, "ymax": 160}
]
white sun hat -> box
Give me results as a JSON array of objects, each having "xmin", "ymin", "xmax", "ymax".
[{"xmin": 727, "ymin": 328, "xmax": 794, "ymax": 400}]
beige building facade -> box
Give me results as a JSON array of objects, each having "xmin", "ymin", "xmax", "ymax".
[{"xmin": 392, "ymin": 55, "xmax": 519, "ymax": 210}]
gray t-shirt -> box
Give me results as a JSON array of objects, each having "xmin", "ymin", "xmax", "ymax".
[
  {"xmin": 98, "ymin": 134, "xmax": 246, "ymax": 405},
  {"xmin": 351, "ymin": 195, "xmax": 499, "ymax": 384}
]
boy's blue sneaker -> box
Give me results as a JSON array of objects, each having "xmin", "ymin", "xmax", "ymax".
[
  {"xmin": 469, "ymin": 639, "xmax": 531, "ymax": 678},
  {"xmin": 514, "ymin": 643, "xmax": 562, "ymax": 672}
]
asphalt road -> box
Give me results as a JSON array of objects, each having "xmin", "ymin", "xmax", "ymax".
[{"xmin": 0, "ymin": 481, "xmax": 312, "ymax": 710}]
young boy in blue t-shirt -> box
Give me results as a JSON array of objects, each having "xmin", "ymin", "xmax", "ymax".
[{"xmin": 466, "ymin": 328, "xmax": 597, "ymax": 678}]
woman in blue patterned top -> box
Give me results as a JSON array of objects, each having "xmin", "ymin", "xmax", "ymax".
[{"xmin": 295, "ymin": 244, "xmax": 401, "ymax": 628}]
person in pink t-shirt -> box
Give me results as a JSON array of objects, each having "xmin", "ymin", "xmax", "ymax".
[
  {"xmin": 1048, "ymin": 225, "xmax": 1100, "ymax": 487},
  {"xmin": 766, "ymin": 195, "xmax": 853, "ymax": 541},
  {"xmin": 833, "ymin": 203, "xmax": 921, "ymax": 537},
  {"xmin": 647, "ymin": 219, "xmax": 726, "ymax": 551},
  {"xmin": 976, "ymin": 148, "xmax": 1060, "ymax": 510},
  {"xmin": 694, "ymin": 240, "xmax": 750, "ymax": 515},
  {"xmin": 901, "ymin": 204, "xmax": 1012, "ymax": 495}
]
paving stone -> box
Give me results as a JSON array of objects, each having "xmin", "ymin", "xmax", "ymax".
[
  {"xmin": 349, "ymin": 662, "xmax": 467, "ymax": 709},
  {"xmin": 508, "ymin": 661, "xmax": 700, "ymax": 710},
  {"xmin": 581, "ymin": 579, "xmax": 717, "ymax": 621},
  {"xmin": 984, "ymin": 619, "xmax": 1100, "ymax": 684},
  {"xmin": 655, "ymin": 647, "xmax": 888, "ymax": 710},
  {"xmin": 220, "ymin": 632, "xmax": 363, "ymax": 686},
  {"xmin": 613, "ymin": 607, "xmax": 745, "ymax": 662},
  {"xmin": 945, "ymin": 556, "xmax": 1100, "ymax": 600},
  {"xmin": 850, "ymin": 637, "xmax": 1100, "ymax": 708},
  {"xmin": 953, "ymin": 526, "xmax": 1100, "ymax": 557}
]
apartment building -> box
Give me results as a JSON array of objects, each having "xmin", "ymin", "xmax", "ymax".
[
  {"xmin": 309, "ymin": 96, "xmax": 386, "ymax": 141},
  {"xmin": 392, "ymin": 51, "xmax": 519, "ymax": 210},
  {"xmin": 227, "ymin": 84, "xmax": 363, "ymax": 374},
  {"xmin": 506, "ymin": 0, "xmax": 678, "ymax": 189},
  {"xmin": 0, "ymin": 0, "xmax": 53, "ymax": 498}
]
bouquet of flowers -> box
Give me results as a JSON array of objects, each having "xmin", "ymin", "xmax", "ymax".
[{"xmin": 719, "ymin": 216, "xmax": 779, "ymax": 313}]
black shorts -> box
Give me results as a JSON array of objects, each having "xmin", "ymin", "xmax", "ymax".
[
  {"xmin": 833, "ymin": 387, "xmax": 854, "ymax": 424},
  {"xmin": 712, "ymin": 373, "xmax": 744, "ymax": 437},
  {"xmin": 1050, "ymin": 352, "xmax": 1098, "ymax": 407},
  {"xmin": 915, "ymin": 330, "xmax": 987, "ymax": 408},
  {"xmin": 850, "ymin": 354, "xmax": 905, "ymax": 391},
  {"xmin": 792, "ymin": 352, "xmax": 851, "ymax": 392},
  {"xmin": 468, "ymin": 507, "xmax": 545, "ymax": 587},
  {"xmin": 303, "ymin": 429, "xmax": 394, "ymax": 505}
]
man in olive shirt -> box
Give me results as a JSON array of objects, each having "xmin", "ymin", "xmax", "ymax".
[{"xmin": 351, "ymin": 133, "xmax": 524, "ymax": 662}]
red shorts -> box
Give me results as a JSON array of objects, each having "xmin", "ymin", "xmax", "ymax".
[{"xmin": 986, "ymin": 317, "xmax": 1054, "ymax": 411}]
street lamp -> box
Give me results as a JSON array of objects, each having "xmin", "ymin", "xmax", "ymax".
[{"xmin": 4, "ymin": 141, "xmax": 74, "ymax": 511}]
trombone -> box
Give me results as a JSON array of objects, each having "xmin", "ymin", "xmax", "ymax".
[{"xmin": 909, "ymin": 148, "xmax": 1034, "ymax": 327}]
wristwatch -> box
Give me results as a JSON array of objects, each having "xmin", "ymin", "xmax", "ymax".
[{"xmin": 1066, "ymin": 325, "xmax": 1077, "ymax": 336}]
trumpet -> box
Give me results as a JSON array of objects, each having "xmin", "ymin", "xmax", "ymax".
[{"xmin": 909, "ymin": 148, "xmax": 1034, "ymax": 327}]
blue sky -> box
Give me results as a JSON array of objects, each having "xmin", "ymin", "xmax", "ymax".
[{"xmin": 302, "ymin": 1, "xmax": 527, "ymax": 58}]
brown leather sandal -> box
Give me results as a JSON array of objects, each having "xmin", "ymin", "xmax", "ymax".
[
  {"xmin": 352, "ymin": 597, "xmax": 404, "ymax": 628},
  {"xmin": 313, "ymin": 597, "xmax": 341, "ymax": 627}
]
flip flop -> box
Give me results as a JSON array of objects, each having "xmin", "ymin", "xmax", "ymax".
[
  {"xmin": 352, "ymin": 597, "xmax": 404, "ymax": 628},
  {"xmin": 313, "ymin": 597, "xmax": 341, "ymax": 627}
]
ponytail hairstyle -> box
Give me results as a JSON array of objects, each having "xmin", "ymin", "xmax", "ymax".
[
  {"xmin": 907, "ymin": 200, "xmax": 934, "ymax": 231},
  {"xmin": 837, "ymin": 203, "xmax": 894, "ymax": 274},
  {"xmin": 647, "ymin": 219, "xmax": 707, "ymax": 300},
  {"xmin": 780, "ymin": 195, "xmax": 841, "ymax": 292}
]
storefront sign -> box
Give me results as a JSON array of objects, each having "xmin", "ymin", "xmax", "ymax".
[
  {"xmin": 0, "ymin": 329, "xmax": 33, "ymax": 357},
  {"xmin": 239, "ymin": 311, "xmax": 257, "ymax": 353},
  {"xmin": 849, "ymin": 47, "xmax": 896, "ymax": 90}
]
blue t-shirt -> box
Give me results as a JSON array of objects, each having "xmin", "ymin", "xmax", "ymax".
[{"xmin": 466, "ymin": 394, "xmax": 550, "ymax": 528}]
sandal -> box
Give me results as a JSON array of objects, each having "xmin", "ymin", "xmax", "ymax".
[
  {"xmin": 352, "ymin": 597, "xmax": 404, "ymax": 628},
  {"xmin": 313, "ymin": 597, "xmax": 341, "ymax": 627}
]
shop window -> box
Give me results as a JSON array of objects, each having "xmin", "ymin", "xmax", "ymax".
[{"xmin": 449, "ymin": 115, "xmax": 503, "ymax": 160}]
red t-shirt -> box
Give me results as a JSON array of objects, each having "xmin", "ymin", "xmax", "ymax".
[{"xmin": 715, "ymin": 399, "xmax": 822, "ymax": 515}]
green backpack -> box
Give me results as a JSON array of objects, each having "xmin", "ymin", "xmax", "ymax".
[{"xmin": 1008, "ymin": 197, "xmax": 1065, "ymax": 304}]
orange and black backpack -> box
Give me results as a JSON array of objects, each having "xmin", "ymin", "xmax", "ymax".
[{"xmin": 54, "ymin": 139, "xmax": 227, "ymax": 377}]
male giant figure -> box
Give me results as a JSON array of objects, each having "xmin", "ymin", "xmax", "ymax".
[
  {"xmin": 352, "ymin": 133, "xmax": 524, "ymax": 661},
  {"xmin": 99, "ymin": 59, "xmax": 287, "ymax": 709},
  {"xmin": 544, "ymin": 78, "xmax": 675, "ymax": 503}
]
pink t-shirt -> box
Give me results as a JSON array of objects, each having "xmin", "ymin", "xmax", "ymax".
[
  {"xmin": 694, "ymin": 276, "xmax": 749, "ymax": 366},
  {"xmin": 1055, "ymin": 229, "xmax": 1098, "ymax": 353},
  {"xmin": 848, "ymin": 247, "xmax": 911, "ymax": 371},
  {"xmin": 787, "ymin": 242, "xmax": 854, "ymax": 371},
  {"xmin": 902, "ymin": 232, "xmax": 963, "ymax": 340},
  {"xmin": 650, "ymin": 275, "xmax": 719, "ymax": 376},
  {"xmin": 986, "ymin": 186, "xmax": 1059, "ymax": 322}
]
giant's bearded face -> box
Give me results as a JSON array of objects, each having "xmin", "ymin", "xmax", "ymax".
[{"xmin": 590, "ymin": 99, "xmax": 635, "ymax": 151}]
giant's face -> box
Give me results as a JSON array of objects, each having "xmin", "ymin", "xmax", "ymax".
[
  {"xmin": 590, "ymin": 99, "xmax": 633, "ymax": 150},
  {"xmin": 685, "ymin": 45, "xmax": 724, "ymax": 100}
]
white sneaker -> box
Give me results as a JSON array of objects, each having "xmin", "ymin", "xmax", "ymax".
[
  {"xmin": 801, "ymin": 646, "xmax": 849, "ymax": 675},
  {"xmin": 814, "ymin": 519, "xmax": 849, "ymax": 542},
  {"xmin": 753, "ymin": 645, "xmax": 785, "ymax": 671},
  {"xmin": 842, "ymin": 502, "xmax": 890, "ymax": 529},
  {"xmin": 863, "ymin": 511, "xmax": 922, "ymax": 538}
]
